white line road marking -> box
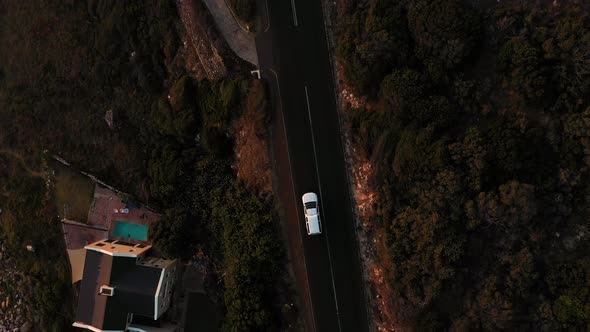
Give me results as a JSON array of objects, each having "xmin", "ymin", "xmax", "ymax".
[
  {"xmin": 304, "ymin": 85, "xmax": 343, "ymax": 331},
  {"xmin": 263, "ymin": 0, "xmax": 271, "ymax": 32},
  {"xmin": 270, "ymin": 70, "xmax": 317, "ymax": 332},
  {"xmin": 291, "ymin": 0, "xmax": 298, "ymax": 26}
]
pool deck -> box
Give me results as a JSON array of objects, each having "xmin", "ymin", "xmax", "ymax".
[
  {"xmin": 62, "ymin": 185, "xmax": 160, "ymax": 250},
  {"xmin": 88, "ymin": 186, "xmax": 160, "ymax": 230},
  {"xmin": 62, "ymin": 221, "xmax": 108, "ymax": 250}
]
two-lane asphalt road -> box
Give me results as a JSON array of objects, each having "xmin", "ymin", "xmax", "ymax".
[{"xmin": 256, "ymin": 1, "xmax": 369, "ymax": 331}]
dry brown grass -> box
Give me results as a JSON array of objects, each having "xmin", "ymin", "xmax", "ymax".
[
  {"xmin": 233, "ymin": 80, "xmax": 272, "ymax": 200},
  {"xmin": 52, "ymin": 162, "xmax": 95, "ymax": 223}
]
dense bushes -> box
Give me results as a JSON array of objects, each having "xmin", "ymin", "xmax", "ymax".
[
  {"xmin": 212, "ymin": 185, "xmax": 282, "ymax": 331},
  {"xmin": 407, "ymin": 0, "xmax": 481, "ymax": 79},
  {"xmin": 338, "ymin": 0, "xmax": 480, "ymax": 95},
  {"xmin": 144, "ymin": 75, "xmax": 286, "ymax": 329},
  {"xmin": 499, "ymin": 38, "xmax": 547, "ymax": 100},
  {"xmin": 337, "ymin": 0, "xmax": 410, "ymax": 95},
  {"xmin": 149, "ymin": 208, "xmax": 192, "ymax": 259},
  {"xmin": 339, "ymin": 0, "xmax": 590, "ymax": 329}
]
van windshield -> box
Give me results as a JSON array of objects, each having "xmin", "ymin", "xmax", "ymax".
[{"xmin": 304, "ymin": 202, "xmax": 317, "ymax": 209}]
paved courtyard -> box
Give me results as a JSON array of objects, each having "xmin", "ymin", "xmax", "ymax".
[{"xmin": 63, "ymin": 185, "xmax": 161, "ymax": 250}]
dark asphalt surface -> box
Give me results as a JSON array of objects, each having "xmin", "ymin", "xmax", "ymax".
[{"xmin": 255, "ymin": 1, "xmax": 368, "ymax": 331}]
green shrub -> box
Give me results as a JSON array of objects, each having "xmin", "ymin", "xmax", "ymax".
[
  {"xmin": 212, "ymin": 185, "xmax": 282, "ymax": 331},
  {"xmin": 499, "ymin": 38, "xmax": 547, "ymax": 100},
  {"xmin": 407, "ymin": 0, "xmax": 481, "ymax": 72}
]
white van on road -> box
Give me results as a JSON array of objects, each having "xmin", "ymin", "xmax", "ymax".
[{"xmin": 302, "ymin": 192, "xmax": 322, "ymax": 235}]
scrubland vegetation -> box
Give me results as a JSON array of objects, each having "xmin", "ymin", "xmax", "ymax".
[
  {"xmin": 338, "ymin": 0, "xmax": 590, "ymax": 329},
  {"xmin": 0, "ymin": 0, "xmax": 285, "ymax": 330}
]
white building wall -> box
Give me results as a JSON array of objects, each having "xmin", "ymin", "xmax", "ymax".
[{"xmin": 154, "ymin": 262, "xmax": 176, "ymax": 319}]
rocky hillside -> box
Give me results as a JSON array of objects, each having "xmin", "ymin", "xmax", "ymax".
[{"xmin": 0, "ymin": 235, "xmax": 34, "ymax": 332}]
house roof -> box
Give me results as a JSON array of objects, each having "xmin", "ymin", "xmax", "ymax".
[
  {"xmin": 76, "ymin": 250, "xmax": 112, "ymax": 329},
  {"xmin": 75, "ymin": 243, "xmax": 164, "ymax": 330}
]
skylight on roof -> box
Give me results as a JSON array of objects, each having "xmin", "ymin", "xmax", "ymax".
[{"xmin": 99, "ymin": 285, "xmax": 114, "ymax": 296}]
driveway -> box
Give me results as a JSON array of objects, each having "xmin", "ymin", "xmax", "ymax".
[{"xmin": 201, "ymin": 0, "xmax": 259, "ymax": 66}]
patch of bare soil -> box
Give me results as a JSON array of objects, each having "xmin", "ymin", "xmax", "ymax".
[
  {"xmin": 337, "ymin": 62, "xmax": 369, "ymax": 110},
  {"xmin": 350, "ymin": 144, "xmax": 414, "ymax": 331},
  {"xmin": 179, "ymin": 34, "xmax": 208, "ymax": 81},
  {"xmin": 233, "ymin": 86, "xmax": 273, "ymax": 201},
  {"xmin": 177, "ymin": 0, "xmax": 228, "ymax": 80}
]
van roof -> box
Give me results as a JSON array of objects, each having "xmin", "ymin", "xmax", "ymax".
[{"xmin": 307, "ymin": 215, "xmax": 321, "ymax": 235}]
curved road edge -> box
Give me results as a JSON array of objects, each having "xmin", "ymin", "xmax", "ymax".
[
  {"xmin": 266, "ymin": 69, "xmax": 318, "ymax": 332},
  {"xmin": 317, "ymin": 1, "xmax": 375, "ymax": 330}
]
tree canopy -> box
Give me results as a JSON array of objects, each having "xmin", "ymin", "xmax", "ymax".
[{"xmin": 338, "ymin": 0, "xmax": 590, "ymax": 329}]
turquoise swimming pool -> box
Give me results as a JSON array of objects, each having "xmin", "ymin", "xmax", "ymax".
[{"xmin": 113, "ymin": 221, "xmax": 149, "ymax": 241}]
